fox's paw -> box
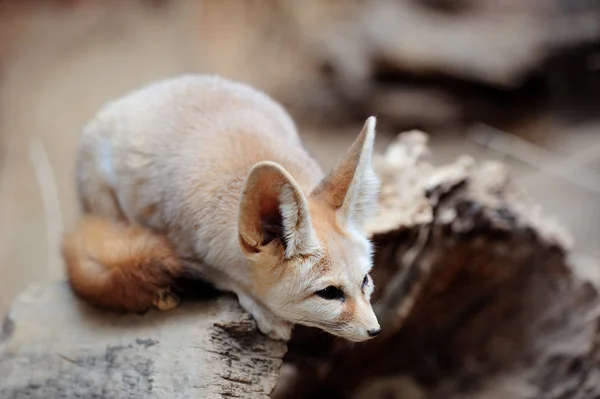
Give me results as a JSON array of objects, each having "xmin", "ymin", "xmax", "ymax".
[
  {"xmin": 153, "ymin": 287, "xmax": 180, "ymax": 311},
  {"xmin": 255, "ymin": 317, "xmax": 293, "ymax": 341},
  {"xmin": 236, "ymin": 291, "xmax": 293, "ymax": 341}
]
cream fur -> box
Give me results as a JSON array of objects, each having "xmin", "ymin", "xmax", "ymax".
[{"xmin": 75, "ymin": 74, "xmax": 380, "ymax": 342}]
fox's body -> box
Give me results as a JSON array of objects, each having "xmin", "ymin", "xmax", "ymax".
[{"xmin": 63, "ymin": 75, "xmax": 381, "ymax": 342}]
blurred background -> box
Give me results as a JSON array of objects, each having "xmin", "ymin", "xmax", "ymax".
[{"xmin": 0, "ymin": 0, "xmax": 599, "ymax": 318}]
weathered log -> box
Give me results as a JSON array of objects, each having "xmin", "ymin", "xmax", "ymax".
[
  {"xmin": 0, "ymin": 283, "xmax": 286, "ymax": 399},
  {"xmin": 274, "ymin": 131, "xmax": 599, "ymax": 398}
]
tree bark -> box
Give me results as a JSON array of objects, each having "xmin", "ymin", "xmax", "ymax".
[{"xmin": 0, "ymin": 283, "xmax": 286, "ymax": 399}]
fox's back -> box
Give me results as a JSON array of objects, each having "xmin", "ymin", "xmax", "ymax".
[{"xmin": 77, "ymin": 75, "xmax": 324, "ymax": 261}]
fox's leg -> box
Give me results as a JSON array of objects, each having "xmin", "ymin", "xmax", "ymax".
[{"xmin": 236, "ymin": 291, "xmax": 293, "ymax": 341}]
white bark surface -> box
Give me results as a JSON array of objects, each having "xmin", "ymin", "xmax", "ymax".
[{"xmin": 0, "ymin": 283, "xmax": 286, "ymax": 399}]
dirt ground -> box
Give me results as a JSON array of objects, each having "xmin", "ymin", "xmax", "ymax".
[{"xmin": 1, "ymin": 1, "xmax": 599, "ymax": 318}]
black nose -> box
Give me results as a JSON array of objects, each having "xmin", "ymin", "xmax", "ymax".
[{"xmin": 367, "ymin": 328, "xmax": 381, "ymax": 337}]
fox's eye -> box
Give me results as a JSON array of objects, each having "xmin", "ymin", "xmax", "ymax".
[
  {"xmin": 316, "ymin": 286, "xmax": 345, "ymax": 301},
  {"xmin": 362, "ymin": 275, "xmax": 369, "ymax": 288}
]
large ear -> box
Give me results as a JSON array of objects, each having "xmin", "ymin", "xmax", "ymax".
[
  {"xmin": 238, "ymin": 161, "xmax": 320, "ymax": 259},
  {"xmin": 310, "ymin": 116, "xmax": 380, "ymax": 226}
]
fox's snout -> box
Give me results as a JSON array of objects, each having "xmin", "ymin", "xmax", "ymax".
[
  {"xmin": 368, "ymin": 328, "xmax": 381, "ymax": 337},
  {"xmin": 347, "ymin": 299, "xmax": 381, "ymax": 342}
]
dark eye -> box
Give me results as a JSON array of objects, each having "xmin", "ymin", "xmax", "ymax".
[
  {"xmin": 362, "ymin": 275, "xmax": 369, "ymax": 288},
  {"xmin": 316, "ymin": 286, "xmax": 345, "ymax": 301}
]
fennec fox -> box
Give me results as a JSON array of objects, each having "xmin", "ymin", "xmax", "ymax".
[{"xmin": 62, "ymin": 75, "xmax": 381, "ymax": 342}]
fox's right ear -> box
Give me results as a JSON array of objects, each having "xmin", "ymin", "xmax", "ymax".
[
  {"xmin": 238, "ymin": 161, "xmax": 319, "ymax": 259},
  {"xmin": 310, "ymin": 116, "xmax": 379, "ymax": 227}
]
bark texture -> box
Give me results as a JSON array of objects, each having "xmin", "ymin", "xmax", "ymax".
[{"xmin": 0, "ymin": 283, "xmax": 286, "ymax": 399}]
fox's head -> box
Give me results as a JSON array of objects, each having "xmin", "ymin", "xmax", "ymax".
[{"xmin": 238, "ymin": 117, "xmax": 381, "ymax": 342}]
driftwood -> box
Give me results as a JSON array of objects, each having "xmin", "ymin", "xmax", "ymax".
[{"xmin": 1, "ymin": 131, "xmax": 598, "ymax": 398}]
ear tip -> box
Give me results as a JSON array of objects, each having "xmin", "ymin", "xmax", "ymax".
[
  {"xmin": 248, "ymin": 160, "xmax": 285, "ymax": 175},
  {"xmin": 251, "ymin": 160, "xmax": 281, "ymax": 169},
  {"xmin": 366, "ymin": 115, "xmax": 376, "ymax": 129},
  {"xmin": 246, "ymin": 160, "xmax": 301, "ymax": 189},
  {"xmin": 363, "ymin": 116, "xmax": 377, "ymax": 139}
]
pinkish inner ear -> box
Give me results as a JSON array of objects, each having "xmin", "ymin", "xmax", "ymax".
[
  {"xmin": 259, "ymin": 197, "xmax": 284, "ymax": 245},
  {"xmin": 238, "ymin": 161, "xmax": 320, "ymax": 259}
]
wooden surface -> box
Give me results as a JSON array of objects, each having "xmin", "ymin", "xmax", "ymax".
[{"xmin": 0, "ymin": 283, "xmax": 286, "ymax": 399}]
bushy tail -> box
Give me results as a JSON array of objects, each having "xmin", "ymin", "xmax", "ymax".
[{"xmin": 61, "ymin": 216, "xmax": 182, "ymax": 312}]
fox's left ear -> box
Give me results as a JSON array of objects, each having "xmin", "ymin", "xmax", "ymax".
[
  {"xmin": 238, "ymin": 161, "xmax": 320, "ymax": 259},
  {"xmin": 310, "ymin": 116, "xmax": 380, "ymax": 227}
]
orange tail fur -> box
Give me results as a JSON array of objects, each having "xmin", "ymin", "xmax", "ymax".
[{"xmin": 61, "ymin": 216, "xmax": 182, "ymax": 312}]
